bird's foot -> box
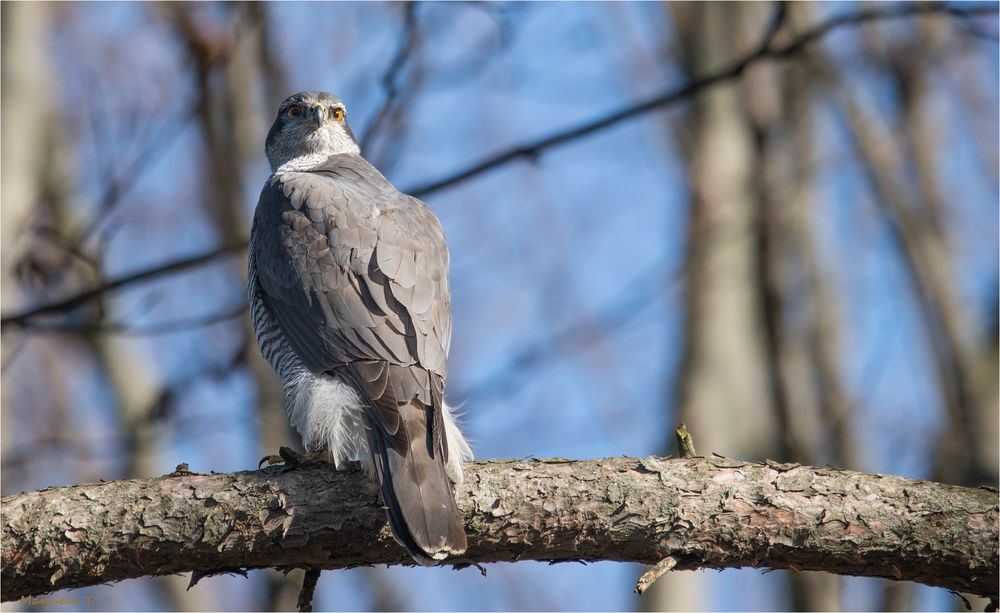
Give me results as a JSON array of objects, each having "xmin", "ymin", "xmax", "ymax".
[{"xmin": 258, "ymin": 446, "xmax": 327, "ymax": 469}]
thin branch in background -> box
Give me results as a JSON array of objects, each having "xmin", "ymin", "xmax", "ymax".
[
  {"xmin": 0, "ymin": 403, "xmax": 248, "ymax": 477},
  {"xmin": 460, "ymin": 259, "xmax": 679, "ymax": 401},
  {"xmin": 12, "ymin": 303, "xmax": 248, "ymax": 337},
  {"xmin": 31, "ymin": 226, "xmax": 100, "ymax": 272},
  {"xmin": 1, "ymin": 1, "xmax": 245, "ymax": 370},
  {"xmin": 359, "ymin": 2, "xmax": 420, "ymax": 155},
  {"xmin": 406, "ymin": 2, "xmax": 997, "ymax": 199},
  {"xmin": 757, "ymin": 1, "xmax": 790, "ymax": 53},
  {"xmin": 0, "ymin": 242, "xmax": 246, "ymax": 329},
  {"xmin": 947, "ymin": 7, "xmax": 1000, "ymax": 41},
  {"xmin": 68, "ymin": 99, "xmax": 201, "ymax": 251}
]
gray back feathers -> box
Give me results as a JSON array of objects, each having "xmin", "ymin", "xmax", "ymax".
[{"xmin": 252, "ymin": 154, "xmax": 451, "ymax": 381}]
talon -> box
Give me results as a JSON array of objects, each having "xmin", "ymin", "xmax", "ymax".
[
  {"xmin": 260, "ymin": 447, "xmax": 328, "ymax": 470},
  {"xmin": 259, "ymin": 447, "xmax": 303, "ymax": 468},
  {"xmin": 259, "ymin": 454, "xmax": 284, "ymax": 469}
]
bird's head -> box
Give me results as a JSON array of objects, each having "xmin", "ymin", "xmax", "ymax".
[{"xmin": 265, "ymin": 91, "xmax": 359, "ymax": 172}]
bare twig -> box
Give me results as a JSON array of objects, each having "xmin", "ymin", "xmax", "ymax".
[
  {"xmin": 296, "ymin": 569, "xmax": 321, "ymax": 612},
  {"xmin": 635, "ymin": 557, "xmax": 678, "ymax": 594}
]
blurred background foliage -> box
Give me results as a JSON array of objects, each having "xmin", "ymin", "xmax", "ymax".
[{"xmin": 1, "ymin": 2, "xmax": 996, "ymax": 611}]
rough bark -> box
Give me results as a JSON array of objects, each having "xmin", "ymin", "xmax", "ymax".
[{"xmin": 2, "ymin": 457, "xmax": 996, "ymax": 602}]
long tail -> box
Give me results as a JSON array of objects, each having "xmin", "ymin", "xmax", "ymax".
[{"xmin": 366, "ymin": 400, "xmax": 467, "ymax": 566}]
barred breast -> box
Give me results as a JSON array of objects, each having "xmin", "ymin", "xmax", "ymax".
[{"xmin": 248, "ymin": 225, "xmax": 304, "ymax": 386}]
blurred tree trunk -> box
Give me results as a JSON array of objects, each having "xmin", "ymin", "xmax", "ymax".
[
  {"xmin": 0, "ymin": 3, "xmax": 51, "ymax": 312},
  {"xmin": 851, "ymin": 17, "xmax": 996, "ymax": 490},
  {"xmin": 667, "ymin": 0, "xmax": 781, "ymax": 466},
  {"xmin": 644, "ymin": 3, "xmax": 780, "ymax": 611},
  {"xmin": 1, "ymin": 1, "xmax": 53, "ymax": 478},
  {"xmin": 0, "ymin": 3, "xmax": 80, "ymax": 523},
  {"xmin": 740, "ymin": 4, "xmax": 848, "ymax": 607}
]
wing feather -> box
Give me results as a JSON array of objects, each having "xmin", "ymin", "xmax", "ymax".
[{"xmin": 251, "ymin": 153, "xmax": 451, "ymax": 382}]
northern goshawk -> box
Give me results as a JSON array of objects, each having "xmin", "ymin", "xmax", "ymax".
[{"xmin": 248, "ymin": 91, "xmax": 471, "ymax": 565}]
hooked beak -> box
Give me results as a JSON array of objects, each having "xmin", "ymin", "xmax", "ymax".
[{"xmin": 309, "ymin": 105, "xmax": 325, "ymax": 128}]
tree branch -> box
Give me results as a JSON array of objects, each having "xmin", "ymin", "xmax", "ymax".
[{"xmin": 3, "ymin": 457, "xmax": 996, "ymax": 602}]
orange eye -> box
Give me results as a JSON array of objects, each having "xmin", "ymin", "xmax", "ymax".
[
  {"xmin": 331, "ymin": 107, "xmax": 345, "ymax": 122},
  {"xmin": 287, "ymin": 105, "xmax": 302, "ymax": 118}
]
